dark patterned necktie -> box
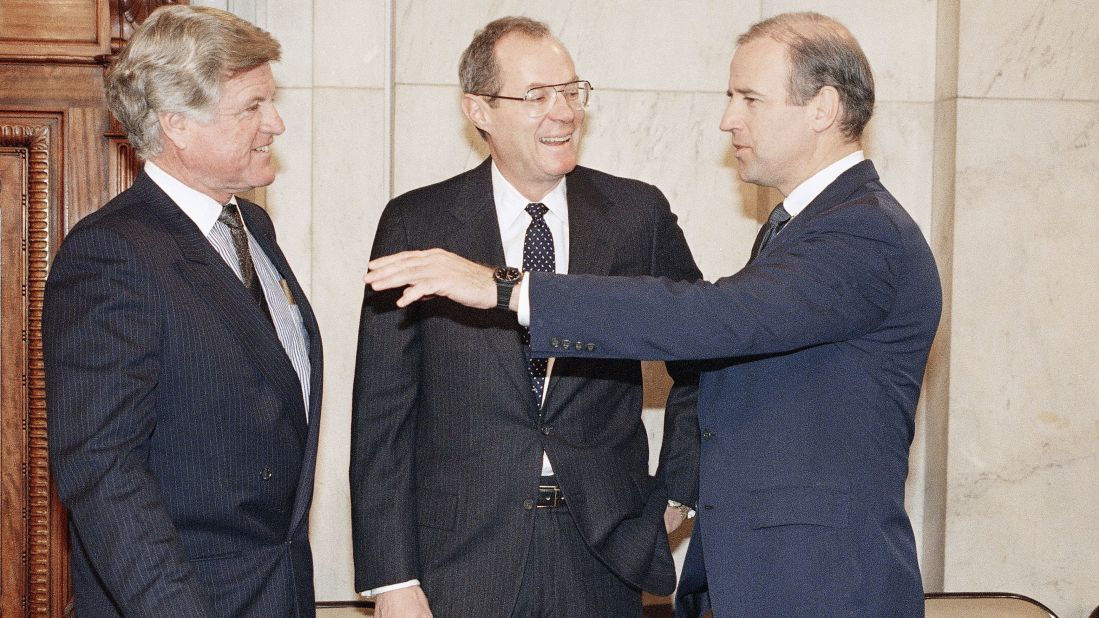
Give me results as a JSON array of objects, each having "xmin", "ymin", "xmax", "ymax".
[
  {"xmin": 522, "ymin": 203, "xmax": 554, "ymax": 402},
  {"xmin": 218, "ymin": 203, "xmax": 272, "ymax": 323},
  {"xmin": 749, "ymin": 202, "xmax": 791, "ymax": 263}
]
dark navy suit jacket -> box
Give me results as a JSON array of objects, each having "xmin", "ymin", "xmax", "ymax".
[
  {"xmin": 351, "ymin": 159, "xmax": 701, "ymax": 616},
  {"xmin": 528, "ymin": 160, "xmax": 940, "ymax": 617},
  {"xmin": 44, "ymin": 173, "xmax": 323, "ymax": 617}
]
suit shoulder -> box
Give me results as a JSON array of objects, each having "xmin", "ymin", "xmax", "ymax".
[
  {"xmin": 572, "ymin": 165, "xmax": 663, "ymax": 200},
  {"xmin": 61, "ymin": 188, "xmax": 161, "ymax": 252}
]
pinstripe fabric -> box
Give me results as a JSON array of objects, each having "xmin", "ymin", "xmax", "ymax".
[
  {"xmin": 209, "ymin": 216, "xmax": 311, "ymax": 413},
  {"xmin": 44, "ymin": 172, "xmax": 322, "ymax": 618},
  {"xmin": 351, "ymin": 159, "xmax": 702, "ymax": 617}
]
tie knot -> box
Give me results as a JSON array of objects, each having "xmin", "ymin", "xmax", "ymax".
[
  {"xmin": 525, "ymin": 203, "xmax": 549, "ymax": 220},
  {"xmin": 768, "ymin": 202, "xmax": 791, "ymax": 226},
  {"xmin": 218, "ymin": 203, "xmax": 244, "ymax": 230}
]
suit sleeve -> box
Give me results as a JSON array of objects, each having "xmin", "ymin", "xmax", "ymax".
[
  {"xmin": 44, "ymin": 225, "xmax": 211, "ymax": 616},
  {"xmin": 350, "ymin": 202, "xmax": 423, "ymax": 591},
  {"xmin": 529, "ymin": 199, "xmax": 898, "ymax": 362},
  {"xmin": 643, "ymin": 189, "xmax": 701, "ymax": 506}
]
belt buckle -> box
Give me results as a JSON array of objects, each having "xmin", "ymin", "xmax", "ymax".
[{"xmin": 537, "ymin": 484, "xmax": 563, "ymax": 508}]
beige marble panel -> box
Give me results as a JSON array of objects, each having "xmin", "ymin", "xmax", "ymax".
[
  {"xmin": 309, "ymin": 87, "xmax": 388, "ymax": 601},
  {"xmin": 764, "ymin": 0, "xmax": 940, "ymax": 102},
  {"xmin": 862, "ymin": 101, "xmax": 935, "ymax": 239},
  {"xmin": 264, "ymin": 0, "xmax": 314, "ymax": 88},
  {"xmin": 394, "ymin": 0, "xmax": 754, "ymax": 92},
  {"xmin": 314, "ymin": 0, "xmax": 387, "ymax": 88},
  {"xmin": 579, "ymin": 88, "xmax": 759, "ymax": 280},
  {"xmin": 959, "ymin": 0, "xmax": 1099, "ymax": 100},
  {"xmin": 947, "ymin": 99, "xmax": 1099, "ymax": 618},
  {"xmin": 392, "ymin": 84, "xmax": 489, "ymax": 198},
  {"xmin": 265, "ymin": 87, "xmax": 314, "ymax": 294}
]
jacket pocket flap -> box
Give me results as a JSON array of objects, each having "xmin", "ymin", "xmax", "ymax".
[
  {"xmin": 748, "ymin": 485, "xmax": 849, "ymax": 529},
  {"xmin": 416, "ymin": 488, "xmax": 458, "ymax": 530}
]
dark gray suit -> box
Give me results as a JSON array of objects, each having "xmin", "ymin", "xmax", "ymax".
[
  {"xmin": 44, "ymin": 173, "xmax": 323, "ymax": 617},
  {"xmin": 351, "ymin": 159, "xmax": 700, "ymax": 616}
]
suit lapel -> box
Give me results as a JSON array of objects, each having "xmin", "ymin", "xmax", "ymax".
[
  {"xmin": 445, "ymin": 160, "xmax": 540, "ymax": 408},
  {"xmin": 543, "ymin": 168, "xmax": 616, "ymax": 404},
  {"xmin": 133, "ymin": 174, "xmax": 308, "ymax": 440},
  {"xmin": 764, "ymin": 160, "xmax": 880, "ymax": 256},
  {"xmin": 240, "ymin": 201, "xmax": 325, "ymax": 536}
]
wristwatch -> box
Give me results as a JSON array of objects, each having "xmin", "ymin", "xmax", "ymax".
[{"xmin": 493, "ymin": 266, "xmax": 522, "ymax": 310}]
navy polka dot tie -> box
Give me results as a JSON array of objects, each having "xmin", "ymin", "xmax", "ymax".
[{"xmin": 522, "ymin": 203, "xmax": 553, "ymax": 401}]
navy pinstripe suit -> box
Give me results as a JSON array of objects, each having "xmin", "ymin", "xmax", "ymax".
[{"xmin": 44, "ymin": 172, "xmax": 323, "ymax": 617}]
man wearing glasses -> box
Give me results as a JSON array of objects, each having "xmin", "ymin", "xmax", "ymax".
[{"xmin": 350, "ymin": 16, "xmax": 701, "ymax": 618}]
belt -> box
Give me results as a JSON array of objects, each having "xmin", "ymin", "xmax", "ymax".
[{"xmin": 535, "ymin": 484, "xmax": 566, "ymax": 508}]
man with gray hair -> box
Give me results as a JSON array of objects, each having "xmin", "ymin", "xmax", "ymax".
[
  {"xmin": 351, "ymin": 15, "xmax": 701, "ymax": 618},
  {"xmin": 363, "ymin": 11, "xmax": 940, "ymax": 617},
  {"xmin": 44, "ymin": 5, "xmax": 322, "ymax": 617}
]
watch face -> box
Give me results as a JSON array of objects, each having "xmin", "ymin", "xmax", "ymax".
[{"xmin": 494, "ymin": 266, "xmax": 522, "ymax": 283}]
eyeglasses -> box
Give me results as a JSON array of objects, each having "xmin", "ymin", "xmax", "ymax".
[{"xmin": 473, "ymin": 80, "xmax": 593, "ymax": 118}]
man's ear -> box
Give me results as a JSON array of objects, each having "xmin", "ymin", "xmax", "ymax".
[
  {"xmin": 158, "ymin": 111, "xmax": 190, "ymax": 150},
  {"xmin": 810, "ymin": 85, "xmax": 842, "ymax": 134},
  {"xmin": 462, "ymin": 93, "xmax": 491, "ymax": 134}
]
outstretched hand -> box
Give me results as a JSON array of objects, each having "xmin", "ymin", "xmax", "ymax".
[{"xmin": 364, "ymin": 249, "xmax": 500, "ymax": 310}]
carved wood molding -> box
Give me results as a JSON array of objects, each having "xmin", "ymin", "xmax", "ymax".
[
  {"xmin": 110, "ymin": 0, "xmax": 187, "ymax": 54},
  {"xmin": 0, "ymin": 121, "xmax": 55, "ymax": 618}
]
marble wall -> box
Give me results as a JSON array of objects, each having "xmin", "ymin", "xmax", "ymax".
[
  {"xmin": 946, "ymin": 3, "xmax": 1099, "ymax": 617},
  {"xmin": 192, "ymin": 1, "xmax": 1098, "ymax": 615}
]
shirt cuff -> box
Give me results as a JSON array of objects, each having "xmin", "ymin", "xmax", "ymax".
[
  {"xmin": 668, "ymin": 499, "xmax": 697, "ymax": 519},
  {"xmin": 360, "ymin": 579, "xmax": 420, "ymax": 598},
  {"xmin": 517, "ymin": 271, "xmax": 532, "ymax": 327}
]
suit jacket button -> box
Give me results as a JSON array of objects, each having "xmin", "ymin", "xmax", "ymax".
[
  {"xmin": 551, "ymin": 338, "xmax": 560, "ymax": 348},
  {"xmin": 702, "ymin": 430, "xmax": 714, "ymax": 439},
  {"xmin": 541, "ymin": 425, "xmax": 551, "ymax": 435},
  {"xmin": 586, "ymin": 343, "xmax": 595, "ymax": 352},
  {"xmin": 523, "ymin": 499, "xmax": 534, "ymax": 510},
  {"xmin": 574, "ymin": 341, "xmax": 582, "ymax": 350},
  {"xmin": 261, "ymin": 467, "xmax": 273, "ymax": 480},
  {"xmin": 562, "ymin": 339, "xmax": 571, "ymax": 348}
]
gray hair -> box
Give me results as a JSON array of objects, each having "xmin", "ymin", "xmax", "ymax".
[
  {"xmin": 458, "ymin": 16, "xmax": 553, "ymax": 140},
  {"xmin": 104, "ymin": 5, "xmax": 281, "ymax": 158},
  {"xmin": 459, "ymin": 16, "xmax": 553, "ymax": 97},
  {"xmin": 739, "ymin": 12, "xmax": 874, "ymax": 141}
]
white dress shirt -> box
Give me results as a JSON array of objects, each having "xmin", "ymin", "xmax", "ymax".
[{"xmin": 491, "ymin": 162, "xmax": 568, "ymax": 478}]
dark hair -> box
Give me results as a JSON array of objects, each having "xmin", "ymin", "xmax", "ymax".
[{"xmin": 739, "ymin": 12, "xmax": 874, "ymax": 140}]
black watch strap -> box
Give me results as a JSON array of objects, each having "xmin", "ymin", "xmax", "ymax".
[{"xmin": 493, "ymin": 267, "xmax": 522, "ymax": 310}]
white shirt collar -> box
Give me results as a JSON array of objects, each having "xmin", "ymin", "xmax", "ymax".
[
  {"xmin": 144, "ymin": 161, "xmax": 237, "ymax": 236},
  {"xmin": 490, "ymin": 161, "xmax": 568, "ymax": 230},
  {"xmin": 782, "ymin": 150, "xmax": 865, "ymax": 218}
]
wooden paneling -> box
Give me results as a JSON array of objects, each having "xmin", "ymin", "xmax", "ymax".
[
  {"xmin": 0, "ymin": 117, "xmax": 66, "ymax": 618},
  {"xmin": 0, "ymin": 0, "xmax": 110, "ymax": 61},
  {"xmin": 0, "ymin": 2, "xmax": 181, "ymax": 614}
]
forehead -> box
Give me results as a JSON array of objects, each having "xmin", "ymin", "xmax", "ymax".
[
  {"xmin": 494, "ymin": 33, "xmax": 576, "ymax": 89},
  {"xmin": 728, "ymin": 37, "xmax": 789, "ymax": 90},
  {"xmin": 218, "ymin": 63, "xmax": 276, "ymax": 103}
]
